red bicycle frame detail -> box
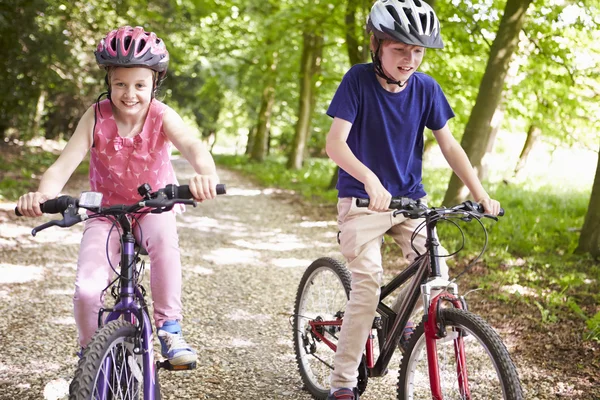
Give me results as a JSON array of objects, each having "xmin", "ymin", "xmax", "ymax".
[
  {"xmin": 424, "ymin": 291, "xmax": 470, "ymax": 400},
  {"xmin": 308, "ymin": 319, "xmax": 377, "ymax": 369}
]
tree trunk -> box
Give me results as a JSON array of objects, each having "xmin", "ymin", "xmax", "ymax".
[
  {"xmin": 575, "ymin": 145, "xmax": 600, "ymax": 258},
  {"xmin": 513, "ymin": 124, "xmax": 541, "ymax": 178},
  {"xmin": 33, "ymin": 90, "xmax": 46, "ymax": 137},
  {"xmin": 345, "ymin": 0, "xmax": 371, "ymax": 66},
  {"xmin": 250, "ymin": 49, "xmax": 278, "ymax": 162},
  {"xmin": 479, "ymin": 106, "xmax": 505, "ymax": 181},
  {"xmin": 329, "ymin": 0, "xmax": 372, "ymax": 188},
  {"xmin": 287, "ymin": 32, "xmax": 324, "ymax": 170},
  {"xmin": 443, "ymin": 0, "xmax": 533, "ymax": 206},
  {"xmin": 246, "ymin": 124, "xmax": 256, "ymax": 155}
]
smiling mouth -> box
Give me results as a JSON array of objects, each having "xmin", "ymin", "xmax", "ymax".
[
  {"xmin": 122, "ymin": 101, "xmax": 138, "ymax": 106},
  {"xmin": 398, "ymin": 67, "xmax": 412, "ymax": 72}
]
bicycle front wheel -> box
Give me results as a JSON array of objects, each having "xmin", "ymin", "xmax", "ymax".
[
  {"xmin": 69, "ymin": 320, "xmax": 149, "ymax": 400},
  {"xmin": 293, "ymin": 257, "xmax": 352, "ymax": 399},
  {"xmin": 398, "ymin": 308, "xmax": 523, "ymax": 400}
]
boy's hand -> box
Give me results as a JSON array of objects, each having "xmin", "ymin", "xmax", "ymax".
[
  {"xmin": 17, "ymin": 192, "xmax": 51, "ymax": 217},
  {"xmin": 479, "ymin": 197, "xmax": 501, "ymax": 216},
  {"xmin": 364, "ymin": 175, "xmax": 392, "ymax": 212},
  {"xmin": 189, "ymin": 174, "xmax": 220, "ymax": 201}
]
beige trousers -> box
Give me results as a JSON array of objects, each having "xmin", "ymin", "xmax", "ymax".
[{"xmin": 330, "ymin": 197, "xmax": 448, "ymax": 389}]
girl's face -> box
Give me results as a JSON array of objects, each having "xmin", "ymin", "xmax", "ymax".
[
  {"xmin": 109, "ymin": 67, "xmax": 155, "ymax": 116},
  {"xmin": 376, "ymin": 39, "xmax": 425, "ymax": 84}
]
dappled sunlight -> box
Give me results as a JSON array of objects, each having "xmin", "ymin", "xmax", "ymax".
[
  {"xmin": 224, "ymin": 188, "xmax": 262, "ymax": 196},
  {"xmin": 46, "ymin": 289, "xmax": 72, "ymax": 296},
  {"xmin": 190, "ymin": 266, "xmax": 214, "ymax": 275},
  {"xmin": 232, "ymin": 237, "xmax": 307, "ymax": 251},
  {"xmin": 50, "ymin": 316, "xmax": 76, "ymax": 325},
  {"xmin": 0, "ymin": 264, "xmax": 43, "ymax": 284},
  {"xmin": 177, "ymin": 214, "xmax": 221, "ymax": 230},
  {"xmin": 298, "ymin": 220, "xmax": 337, "ymax": 228},
  {"xmin": 226, "ymin": 309, "xmax": 271, "ymax": 322},
  {"xmin": 0, "ymin": 222, "xmax": 83, "ymax": 246},
  {"xmin": 202, "ymin": 247, "xmax": 260, "ymax": 265},
  {"xmin": 272, "ymin": 258, "xmax": 312, "ymax": 268},
  {"xmin": 43, "ymin": 378, "xmax": 70, "ymax": 400},
  {"xmin": 501, "ymin": 284, "xmax": 538, "ymax": 297},
  {"xmin": 230, "ymin": 338, "xmax": 255, "ymax": 347}
]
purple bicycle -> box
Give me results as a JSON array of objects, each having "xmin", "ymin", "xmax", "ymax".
[{"xmin": 17, "ymin": 183, "xmax": 225, "ymax": 400}]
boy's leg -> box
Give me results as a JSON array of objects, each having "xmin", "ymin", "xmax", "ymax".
[
  {"xmin": 73, "ymin": 218, "xmax": 121, "ymax": 347},
  {"xmin": 388, "ymin": 215, "xmax": 449, "ymax": 314},
  {"xmin": 331, "ymin": 198, "xmax": 393, "ymax": 390}
]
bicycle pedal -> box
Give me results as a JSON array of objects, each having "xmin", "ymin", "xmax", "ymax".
[{"xmin": 156, "ymin": 360, "xmax": 197, "ymax": 371}]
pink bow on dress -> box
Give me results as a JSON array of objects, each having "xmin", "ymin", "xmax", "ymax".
[{"xmin": 113, "ymin": 136, "xmax": 143, "ymax": 151}]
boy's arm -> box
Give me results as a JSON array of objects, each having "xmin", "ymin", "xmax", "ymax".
[
  {"xmin": 162, "ymin": 106, "xmax": 219, "ymax": 201},
  {"xmin": 433, "ymin": 123, "xmax": 501, "ymax": 215},
  {"xmin": 17, "ymin": 106, "xmax": 94, "ymax": 217},
  {"xmin": 325, "ymin": 117, "xmax": 391, "ymax": 211}
]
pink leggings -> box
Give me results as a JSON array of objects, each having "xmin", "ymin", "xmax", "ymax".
[{"xmin": 73, "ymin": 212, "xmax": 182, "ymax": 347}]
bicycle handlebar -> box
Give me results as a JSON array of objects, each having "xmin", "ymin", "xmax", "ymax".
[
  {"xmin": 15, "ymin": 183, "xmax": 226, "ymax": 236},
  {"xmin": 355, "ymin": 197, "xmax": 505, "ymax": 218},
  {"xmin": 15, "ymin": 184, "xmax": 226, "ymax": 217}
]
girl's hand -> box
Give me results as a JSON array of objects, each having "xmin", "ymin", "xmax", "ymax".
[
  {"xmin": 17, "ymin": 192, "xmax": 51, "ymax": 218},
  {"xmin": 189, "ymin": 174, "xmax": 220, "ymax": 201},
  {"xmin": 364, "ymin": 174, "xmax": 392, "ymax": 212},
  {"xmin": 479, "ymin": 197, "xmax": 501, "ymax": 216}
]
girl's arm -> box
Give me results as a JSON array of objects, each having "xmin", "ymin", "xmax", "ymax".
[
  {"xmin": 162, "ymin": 106, "xmax": 219, "ymax": 201},
  {"xmin": 17, "ymin": 106, "xmax": 94, "ymax": 217},
  {"xmin": 325, "ymin": 117, "xmax": 391, "ymax": 211},
  {"xmin": 433, "ymin": 123, "xmax": 501, "ymax": 215}
]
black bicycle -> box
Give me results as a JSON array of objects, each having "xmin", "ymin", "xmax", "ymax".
[
  {"xmin": 17, "ymin": 183, "xmax": 225, "ymax": 400},
  {"xmin": 292, "ymin": 198, "xmax": 523, "ymax": 399}
]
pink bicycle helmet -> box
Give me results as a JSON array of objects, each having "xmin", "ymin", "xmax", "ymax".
[{"xmin": 95, "ymin": 26, "xmax": 169, "ymax": 76}]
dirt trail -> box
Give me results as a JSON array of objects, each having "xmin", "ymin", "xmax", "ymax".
[{"xmin": 0, "ymin": 158, "xmax": 598, "ymax": 399}]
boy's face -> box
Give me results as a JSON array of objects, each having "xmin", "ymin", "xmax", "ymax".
[
  {"xmin": 109, "ymin": 67, "xmax": 155, "ymax": 116},
  {"xmin": 377, "ymin": 39, "xmax": 425, "ymax": 83}
]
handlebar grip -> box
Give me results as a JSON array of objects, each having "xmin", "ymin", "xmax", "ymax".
[
  {"xmin": 356, "ymin": 198, "xmax": 369, "ymax": 207},
  {"xmin": 14, "ymin": 196, "xmax": 75, "ymax": 216},
  {"xmin": 165, "ymin": 184, "xmax": 227, "ymax": 200},
  {"xmin": 41, "ymin": 196, "xmax": 76, "ymax": 214},
  {"xmin": 473, "ymin": 202, "xmax": 505, "ymax": 217},
  {"xmin": 356, "ymin": 197, "xmax": 417, "ymax": 209}
]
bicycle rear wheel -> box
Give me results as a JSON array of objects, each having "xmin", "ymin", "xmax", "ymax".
[
  {"xmin": 293, "ymin": 257, "xmax": 353, "ymax": 399},
  {"xmin": 69, "ymin": 320, "xmax": 148, "ymax": 400},
  {"xmin": 398, "ymin": 308, "xmax": 523, "ymax": 400}
]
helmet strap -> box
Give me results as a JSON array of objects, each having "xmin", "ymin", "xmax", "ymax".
[{"xmin": 371, "ymin": 40, "xmax": 407, "ymax": 88}]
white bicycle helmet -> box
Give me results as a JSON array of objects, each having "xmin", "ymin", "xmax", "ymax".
[{"xmin": 367, "ymin": 0, "xmax": 443, "ymax": 49}]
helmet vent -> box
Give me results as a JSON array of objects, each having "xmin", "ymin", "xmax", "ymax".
[
  {"xmin": 137, "ymin": 39, "xmax": 147, "ymax": 53},
  {"xmin": 123, "ymin": 36, "xmax": 132, "ymax": 52},
  {"xmin": 414, "ymin": 0, "xmax": 422, "ymax": 6},
  {"xmin": 386, "ymin": 5, "xmax": 401, "ymax": 23}
]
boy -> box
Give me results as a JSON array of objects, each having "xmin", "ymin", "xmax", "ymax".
[{"xmin": 325, "ymin": 0, "xmax": 500, "ymax": 398}]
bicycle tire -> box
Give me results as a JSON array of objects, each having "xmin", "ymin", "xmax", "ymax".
[
  {"xmin": 293, "ymin": 257, "xmax": 369, "ymax": 399},
  {"xmin": 69, "ymin": 320, "xmax": 150, "ymax": 400},
  {"xmin": 398, "ymin": 307, "xmax": 523, "ymax": 400}
]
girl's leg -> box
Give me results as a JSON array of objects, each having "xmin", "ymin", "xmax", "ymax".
[
  {"xmin": 135, "ymin": 211, "xmax": 183, "ymax": 328},
  {"xmin": 73, "ymin": 218, "xmax": 120, "ymax": 347}
]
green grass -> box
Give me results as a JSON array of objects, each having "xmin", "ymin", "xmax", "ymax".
[{"xmin": 214, "ymin": 153, "xmax": 600, "ymax": 341}]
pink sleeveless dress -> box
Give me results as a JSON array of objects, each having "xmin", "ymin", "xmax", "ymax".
[{"xmin": 89, "ymin": 99, "xmax": 178, "ymax": 206}]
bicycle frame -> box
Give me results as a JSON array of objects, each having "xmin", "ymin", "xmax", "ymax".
[
  {"xmin": 96, "ymin": 215, "xmax": 158, "ymax": 400},
  {"xmin": 309, "ymin": 209, "xmax": 464, "ymax": 386}
]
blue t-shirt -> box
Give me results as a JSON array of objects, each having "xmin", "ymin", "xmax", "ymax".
[{"xmin": 327, "ymin": 63, "xmax": 454, "ymax": 200}]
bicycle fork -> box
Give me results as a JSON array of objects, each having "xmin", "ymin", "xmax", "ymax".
[{"xmin": 422, "ymin": 281, "xmax": 470, "ymax": 400}]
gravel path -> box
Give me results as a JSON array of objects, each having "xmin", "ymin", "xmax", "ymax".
[{"xmin": 0, "ymin": 158, "xmax": 595, "ymax": 399}]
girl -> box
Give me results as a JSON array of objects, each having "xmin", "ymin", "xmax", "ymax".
[{"xmin": 16, "ymin": 26, "xmax": 219, "ymax": 366}]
